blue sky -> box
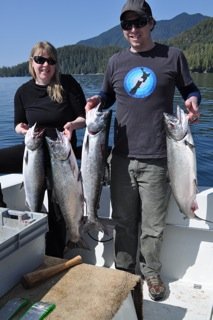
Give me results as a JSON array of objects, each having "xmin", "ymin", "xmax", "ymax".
[{"xmin": 0, "ymin": 0, "xmax": 212, "ymax": 67}]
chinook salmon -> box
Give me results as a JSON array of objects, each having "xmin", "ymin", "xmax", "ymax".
[
  {"xmin": 45, "ymin": 130, "xmax": 84, "ymax": 243},
  {"xmin": 164, "ymin": 105, "xmax": 198, "ymax": 218},
  {"xmin": 23, "ymin": 123, "xmax": 45, "ymax": 212},
  {"xmin": 81, "ymin": 103, "xmax": 112, "ymax": 230}
]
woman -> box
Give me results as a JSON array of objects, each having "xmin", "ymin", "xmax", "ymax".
[{"xmin": 14, "ymin": 41, "xmax": 86, "ymax": 257}]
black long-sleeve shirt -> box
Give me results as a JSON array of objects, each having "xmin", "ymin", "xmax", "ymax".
[{"xmin": 14, "ymin": 74, "xmax": 86, "ymax": 148}]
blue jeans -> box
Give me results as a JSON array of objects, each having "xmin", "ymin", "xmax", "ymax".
[{"xmin": 110, "ymin": 154, "xmax": 170, "ymax": 277}]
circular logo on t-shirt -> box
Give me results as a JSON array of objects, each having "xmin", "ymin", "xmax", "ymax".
[{"xmin": 124, "ymin": 67, "xmax": 157, "ymax": 98}]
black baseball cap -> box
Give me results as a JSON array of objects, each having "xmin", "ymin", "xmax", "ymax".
[{"xmin": 120, "ymin": 0, "xmax": 154, "ymax": 21}]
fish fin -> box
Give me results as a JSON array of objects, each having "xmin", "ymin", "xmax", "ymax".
[
  {"xmin": 19, "ymin": 181, "xmax": 24, "ymax": 190},
  {"xmin": 84, "ymin": 133, "xmax": 90, "ymax": 151},
  {"xmin": 184, "ymin": 139, "xmax": 195, "ymax": 149},
  {"xmin": 77, "ymin": 170, "xmax": 82, "ymax": 183},
  {"xmin": 25, "ymin": 200, "xmax": 30, "ymax": 211},
  {"xmin": 195, "ymin": 181, "xmax": 199, "ymax": 193},
  {"xmin": 24, "ymin": 149, "xmax": 29, "ymax": 164}
]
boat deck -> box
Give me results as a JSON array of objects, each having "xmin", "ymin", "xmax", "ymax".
[
  {"xmin": 143, "ymin": 279, "xmax": 213, "ymax": 320},
  {"xmin": 0, "ymin": 174, "xmax": 213, "ymax": 319}
]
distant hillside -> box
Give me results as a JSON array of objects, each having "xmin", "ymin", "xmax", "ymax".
[
  {"xmin": 0, "ymin": 13, "xmax": 212, "ymax": 76},
  {"xmin": 168, "ymin": 17, "xmax": 213, "ymax": 48},
  {"xmin": 168, "ymin": 18, "xmax": 213, "ymax": 72},
  {"xmin": 152, "ymin": 13, "xmax": 210, "ymax": 41},
  {"xmin": 77, "ymin": 13, "xmax": 210, "ymax": 48}
]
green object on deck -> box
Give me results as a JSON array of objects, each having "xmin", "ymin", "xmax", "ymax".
[{"xmin": 19, "ymin": 301, "xmax": 56, "ymax": 320}]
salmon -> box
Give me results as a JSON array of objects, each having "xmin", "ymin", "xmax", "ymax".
[{"xmin": 164, "ymin": 105, "xmax": 198, "ymax": 218}]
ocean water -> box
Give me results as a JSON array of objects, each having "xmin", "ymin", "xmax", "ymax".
[{"xmin": 0, "ymin": 73, "xmax": 212, "ymax": 186}]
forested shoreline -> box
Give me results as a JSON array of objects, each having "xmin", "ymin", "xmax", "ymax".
[{"xmin": 0, "ymin": 17, "xmax": 212, "ymax": 76}]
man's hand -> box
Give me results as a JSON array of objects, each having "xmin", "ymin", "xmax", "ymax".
[
  {"xmin": 85, "ymin": 95, "xmax": 101, "ymax": 112},
  {"xmin": 185, "ymin": 96, "xmax": 200, "ymax": 123}
]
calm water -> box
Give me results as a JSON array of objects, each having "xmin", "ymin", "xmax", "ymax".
[{"xmin": 0, "ymin": 74, "xmax": 212, "ymax": 186}]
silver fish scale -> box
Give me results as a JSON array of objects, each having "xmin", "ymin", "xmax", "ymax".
[
  {"xmin": 164, "ymin": 106, "xmax": 198, "ymax": 218},
  {"xmin": 23, "ymin": 124, "xmax": 46, "ymax": 212},
  {"xmin": 46, "ymin": 131, "xmax": 84, "ymax": 243},
  {"xmin": 81, "ymin": 105, "xmax": 111, "ymax": 227}
]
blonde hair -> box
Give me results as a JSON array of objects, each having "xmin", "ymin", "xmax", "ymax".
[{"xmin": 29, "ymin": 41, "xmax": 64, "ymax": 103}]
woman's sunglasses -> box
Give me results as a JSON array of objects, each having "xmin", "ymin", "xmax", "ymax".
[
  {"xmin": 33, "ymin": 56, "xmax": 56, "ymax": 65},
  {"xmin": 121, "ymin": 17, "xmax": 149, "ymax": 31}
]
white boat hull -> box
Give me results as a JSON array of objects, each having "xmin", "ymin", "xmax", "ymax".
[{"xmin": 0, "ymin": 174, "xmax": 213, "ymax": 320}]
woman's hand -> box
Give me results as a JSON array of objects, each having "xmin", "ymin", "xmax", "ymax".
[
  {"xmin": 63, "ymin": 123, "xmax": 73, "ymax": 141},
  {"xmin": 15, "ymin": 123, "xmax": 29, "ymax": 135},
  {"xmin": 63, "ymin": 116, "xmax": 86, "ymax": 140}
]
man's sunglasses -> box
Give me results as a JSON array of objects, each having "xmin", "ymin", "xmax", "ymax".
[
  {"xmin": 121, "ymin": 17, "xmax": 149, "ymax": 31},
  {"xmin": 33, "ymin": 56, "xmax": 56, "ymax": 65}
]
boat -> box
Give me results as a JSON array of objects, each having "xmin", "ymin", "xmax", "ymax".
[{"xmin": 0, "ymin": 172, "xmax": 212, "ymax": 319}]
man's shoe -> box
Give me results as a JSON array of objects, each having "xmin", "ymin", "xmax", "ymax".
[{"xmin": 145, "ymin": 275, "xmax": 166, "ymax": 301}]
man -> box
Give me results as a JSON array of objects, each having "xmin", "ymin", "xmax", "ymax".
[{"xmin": 85, "ymin": 0, "xmax": 200, "ymax": 301}]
